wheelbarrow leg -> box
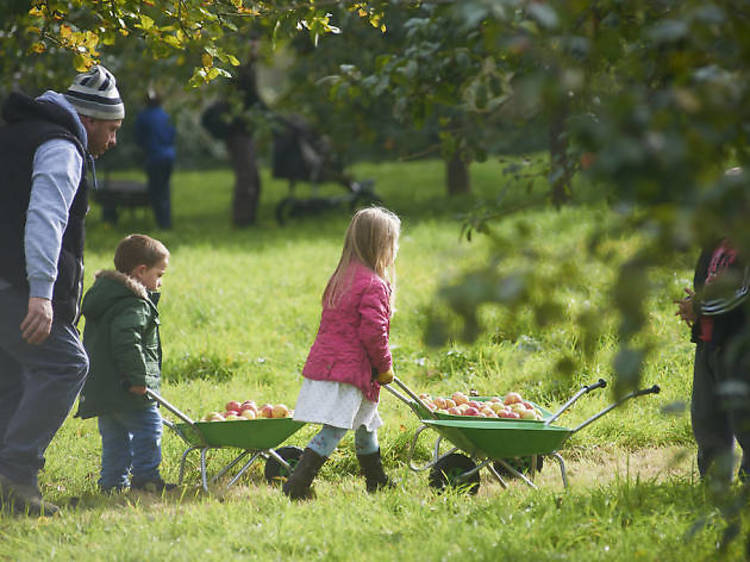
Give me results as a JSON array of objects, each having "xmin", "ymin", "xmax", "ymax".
[
  {"xmin": 494, "ymin": 458, "xmax": 538, "ymax": 489},
  {"xmin": 211, "ymin": 450, "xmax": 253, "ymax": 485},
  {"xmin": 200, "ymin": 448, "xmax": 211, "ymax": 492},
  {"xmin": 550, "ymin": 452, "xmax": 569, "ymax": 489},
  {"xmin": 178, "ymin": 446, "xmax": 201, "ymax": 486},
  {"xmin": 486, "ymin": 463, "xmax": 509, "ymax": 489},
  {"xmin": 225, "ymin": 451, "xmax": 263, "ymax": 489}
]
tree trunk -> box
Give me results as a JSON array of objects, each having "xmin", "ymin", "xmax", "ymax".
[
  {"xmin": 226, "ymin": 131, "xmax": 261, "ymax": 226},
  {"xmin": 548, "ymin": 99, "xmax": 571, "ymax": 209},
  {"xmin": 446, "ymin": 150, "xmax": 471, "ymax": 196}
]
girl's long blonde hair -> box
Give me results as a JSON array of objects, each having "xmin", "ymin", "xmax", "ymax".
[{"xmin": 323, "ymin": 207, "xmax": 401, "ymax": 308}]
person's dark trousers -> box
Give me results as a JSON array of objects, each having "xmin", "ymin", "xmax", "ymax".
[
  {"xmin": 146, "ymin": 158, "xmax": 174, "ymax": 229},
  {"xmin": 691, "ymin": 341, "xmax": 750, "ymax": 481},
  {"xmin": 0, "ymin": 286, "xmax": 89, "ymax": 489}
]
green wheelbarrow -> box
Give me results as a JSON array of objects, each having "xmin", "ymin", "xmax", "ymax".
[
  {"xmin": 386, "ymin": 377, "xmax": 660, "ymax": 494},
  {"xmin": 146, "ymin": 390, "xmax": 306, "ymax": 492}
]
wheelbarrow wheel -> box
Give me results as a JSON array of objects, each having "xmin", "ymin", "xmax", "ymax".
[
  {"xmin": 492, "ymin": 456, "xmax": 544, "ymax": 479},
  {"xmin": 275, "ymin": 197, "xmax": 298, "ymax": 225},
  {"xmin": 429, "ymin": 453, "xmax": 480, "ymax": 495},
  {"xmin": 264, "ymin": 446, "xmax": 304, "ymax": 485}
]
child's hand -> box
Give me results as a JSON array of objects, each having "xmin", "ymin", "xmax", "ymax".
[
  {"xmin": 673, "ymin": 288, "xmax": 697, "ymax": 327},
  {"xmin": 377, "ymin": 368, "xmax": 394, "ymax": 385},
  {"xmin": 129, "ymin": 385, "xmax": 147, "ymax": 395}
]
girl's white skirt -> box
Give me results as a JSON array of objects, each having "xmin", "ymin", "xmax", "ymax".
[{"xmin": 293, "ymin": 378, "xmax": 382, "ymax": 432}]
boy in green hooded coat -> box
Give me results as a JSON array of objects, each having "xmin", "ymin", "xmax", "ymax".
[{"xmin": 76, "ymin": 234, "xmax": 173, "ymax": 493}]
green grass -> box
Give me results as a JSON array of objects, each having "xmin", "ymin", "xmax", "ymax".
[{"xmin": 1, "ymin": 158, "xmax": 744, "ymax": 560}]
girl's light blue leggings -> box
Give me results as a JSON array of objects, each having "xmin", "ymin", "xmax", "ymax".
[{"xmin": 307, "ymin": 424, "xmax": 379, "ymax": 458}]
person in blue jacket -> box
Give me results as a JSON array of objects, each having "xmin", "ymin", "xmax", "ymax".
[{"xmin": 135, "ymin": 90, "xmax": 176, "ymax": 229}]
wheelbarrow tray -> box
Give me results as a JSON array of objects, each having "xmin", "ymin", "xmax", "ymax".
[
  {"xmin": 422, "ymin": 419, "xmax": 571, "ymax": 459},
  {"xmin": 175, "ymin": 418, "xmax": 305, "ymax": 450},
  {"xmin": 413, "ymin": 399, "xmax": 552, "ymax": 422}
]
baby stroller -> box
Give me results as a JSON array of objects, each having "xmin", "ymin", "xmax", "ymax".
[{"xmin": 271, "ymin": 114, "xmax": 381, "ymax": 224}]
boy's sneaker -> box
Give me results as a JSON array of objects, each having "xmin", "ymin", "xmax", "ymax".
[
  {"xmin": 0, "ymin": 473, "xmax": 59, "ymax": 517},
  {"xmin": 131, "ymin": 479, "xmax": 177, "ymax": 493}
]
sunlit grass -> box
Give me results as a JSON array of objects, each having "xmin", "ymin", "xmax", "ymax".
[{"xmin": 2, "ymin": 158, "xmax": 738, "ymax": 560}]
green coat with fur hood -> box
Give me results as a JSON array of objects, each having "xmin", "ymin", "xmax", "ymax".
[{"xmin": 76, "ymin": 270, "xmax": 162, "ymax": 419}]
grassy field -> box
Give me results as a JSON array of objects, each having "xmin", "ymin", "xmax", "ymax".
[{"xmin": 0, "ymin": 158, "xmax": 744, "ymax": 560}]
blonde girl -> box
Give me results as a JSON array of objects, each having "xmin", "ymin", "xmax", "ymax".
[{"xmin": 283, "ymin": 207, "xmax": 400, "ymax": 499}]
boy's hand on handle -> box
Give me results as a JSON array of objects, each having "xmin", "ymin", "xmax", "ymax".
[
  {"xmin": 673, "ymin": 287, "xmax": 697, "ymax": 327},
  {"xmin": 377, "ymin": 368, "xmax": 394, "ymax": 385},
  {"xmin": 129, "ymin": 385, "xmax": 147, "ymax": 396}
]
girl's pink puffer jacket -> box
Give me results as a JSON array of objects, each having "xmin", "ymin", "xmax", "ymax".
[{"xmin": 302, "ymin": 261, "xmax": 392, "ymax": 403}]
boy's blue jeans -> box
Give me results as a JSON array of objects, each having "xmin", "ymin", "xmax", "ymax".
[{"xmin": 97, "ymin": 404, "xmax": 163, "ymax": 490}]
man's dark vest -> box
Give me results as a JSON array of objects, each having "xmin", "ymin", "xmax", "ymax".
[{"xmin": 0, "ymin": 92, "xmax": 89, "ymax": 323}]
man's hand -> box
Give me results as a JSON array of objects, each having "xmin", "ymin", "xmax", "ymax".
[
  {"xmin": 129, "ymin": 386, "xmax": 147, "ymax": 396},
  {"xmin": 20, "ymin": 297, "xmax": 53, "ymax": 344},
  {"xmin": 674, "ymin": 288, "xmax": 697, "ymax": 327}
]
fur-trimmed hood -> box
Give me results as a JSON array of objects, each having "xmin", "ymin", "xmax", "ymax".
[
  {"xmin": 81, "ymin": 269, "xmax": 158, "ymax": 321},
  {"xmin": 95, "ymin": 270, "xmax": 149, "ymax": 298}
]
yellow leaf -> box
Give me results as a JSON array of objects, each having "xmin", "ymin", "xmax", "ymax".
[
  {"xmin": 29, "ymin": 7, "xmax": 44, "ymax": 17},
  {"xmin": 60, "ymin": 24, "xmax": 72, "ymax": 39},
  {"xmin": 73, "ymin": 54, "xmax": 91, "ymax": 72},
  {"xmin": 139, "ymin": 14, "xmax": 154, "ymax": 30},
  {"xmin": 30, "ymin": 42, "xmax": 46, "ymax": 54},
  {"xmin": 202, "ymin": 53, "xmax": 213, "ymax": 68}
]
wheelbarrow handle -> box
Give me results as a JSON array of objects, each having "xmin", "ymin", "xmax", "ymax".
[
  {"xmin": 584, "ymin": 378, "xmax": 607, "ymax": 392},
  {"xmin": 633, "ymin": 384, "xmax": 660, "ymax": 397},
  {"xmin": 570, "ymin": 383, "xmax": 661, "ymax": 434},
  {"xmin": 545, "ymin": 378, "xmax": 608, "ymax": 426},
  {"xmin": 388, "ymin": 376, "xmax": 439, "ymax": 419},
  {"xmin": 145, "ymin": 389, "xmax": 195, "ymax": 426}
]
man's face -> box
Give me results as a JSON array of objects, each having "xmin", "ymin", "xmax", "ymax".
[{"xmin": 80, "ymin": 116, "xmax": 122, "ymax": 158}]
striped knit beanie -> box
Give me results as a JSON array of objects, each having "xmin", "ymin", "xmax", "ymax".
[{"xmin": 64, "ymin": 65, "xmax": 125, "ymax": 120}]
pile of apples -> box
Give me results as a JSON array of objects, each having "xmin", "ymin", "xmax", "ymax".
[
  {"xmin": 417, "ymin": 391, "xmax": 544, "ymax": 420},
  {"xmin": 200, "ymin": 400, "xmax": 293, "ymax": 422}
]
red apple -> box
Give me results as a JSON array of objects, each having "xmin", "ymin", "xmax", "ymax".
[
  {"xmin": 503, "ymin": 392, "xmax": 523, "ymax": 405},
  {"xmin": 225, "ymin": 400, "xmax": 242, "ymax": 413},
  {"xmin": 510, "ymin": 402, "xmax": 527, "ymax": 414},
  {"xmin": 260, "ymin": 404, "xmax": 274, "ymax": 418},
  {"xmin": 519, "ymin": 409, "xmax": 537, "ymax": 420},
  {"xmin": 463, "ymin": 406, "xmax": 480, "ymax": 416},
  {"xmin": 444, "ymin": 398, "xmax": 456, "ymax": 409},
  {"xmin": 499, "ymin": 410, "xmax": 520, "ymax": 419},
  {"xmin": 467, "ymin": 400, "xmax": 481, "ymax": 409},
  {"xmin": 239, "ymin": 409, "xmax": 257, "ymax": 420},
  {"xmin": 433, "ymin": 397, "xmax": 446, "ymax": 409},
  {"xmin": 240, "ymin": 400, "xmax": 257, "ymax": 411},
  {"xmin": 272, "ymin": 404, "xmax": 290, "ymax": 418},
  {"xmin": 447, "ymin": 406, "xmax": 462, "ymax": 415},
  {"xmin": 452, "ymin": 392, "xmax": 469, "ymax": 406}
]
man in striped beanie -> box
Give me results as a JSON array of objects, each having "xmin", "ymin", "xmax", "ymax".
[
  {"xmin": 64, "ymin": 65, "xmax": 125, "ymax": 157},
  {"xmin": 0, "ymin": 64, "xmax": 124, "ymax": 516}
]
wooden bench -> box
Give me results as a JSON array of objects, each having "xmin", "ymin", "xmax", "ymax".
[{"xmin": 92, "ymin": 179, "xmax": 150, "ymax": 222}]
